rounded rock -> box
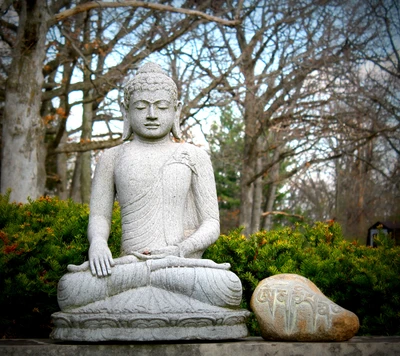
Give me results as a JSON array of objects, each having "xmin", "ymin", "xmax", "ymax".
[{"xmin": 250, "ymin": 274, "xmax": 359, "ymax": 341}]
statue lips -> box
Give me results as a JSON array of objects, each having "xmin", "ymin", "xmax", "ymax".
[{"xmin": 144, "ymin": 123, "xmax": 160, "ymax": 129}]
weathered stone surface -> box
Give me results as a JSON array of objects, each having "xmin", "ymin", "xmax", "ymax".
[
  {"xmin": 2, "ymin": 337, "xmax": 400, "ymax": 356},
  {"xmin": 251, "ymin": 274, "xmax": 359, "ymax": 341},
  {"xmin": 51, "ymin": 309, "xmax": 250, "ymax": 342},
  {"xmin": 51, "ymin": 62, "xmax": 249, "ymax": 341}
]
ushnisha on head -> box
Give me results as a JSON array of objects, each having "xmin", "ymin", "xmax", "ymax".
[{"xmin": 121, "ymin": 62, "xmax": 182, "ymax": 141}]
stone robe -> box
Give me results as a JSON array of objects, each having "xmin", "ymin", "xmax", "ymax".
[{"xmin": 57, "ymin": 142, "xmax": 242, "ymax": 313}]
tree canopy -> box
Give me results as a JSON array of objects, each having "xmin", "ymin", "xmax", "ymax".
[{"xmin": 0, "ymin": 0, "xmax": 398, "ymax": 240}]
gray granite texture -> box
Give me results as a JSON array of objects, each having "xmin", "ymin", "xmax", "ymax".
[
  {"xmin": 1, "ymin": 337, "xmax": 400, "ymax": 356},
  {"xmin": 251, "ymin": 274, "xmax": 359, "ymax": 341},
  {"xmin": 52, "ymin": 63, "xmax": 249, "ymax": 341}
]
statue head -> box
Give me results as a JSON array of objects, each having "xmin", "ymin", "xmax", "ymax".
[{"xmin": 121, "ymin": 62, "xmax": 182, "ymax": 141}]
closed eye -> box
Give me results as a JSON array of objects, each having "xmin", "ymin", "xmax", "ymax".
[
  {"xmin": 156, "ymin": 100, "xmax": 170, "ymax": 109},
  {"xmin": 133, "ymin": 100, "xmax": 148, "ymax": 110},
  {"xmin": 135, "ymin": 104, "xmax": 147, "ymax": 110}
]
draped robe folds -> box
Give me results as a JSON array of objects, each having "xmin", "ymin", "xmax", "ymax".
[
  {"xmin": 116, "ymin": 142, "xmax": 211, "ymax": 257},
  {"xmin": 57, "ymin": 142, "xmax": 243, "ymax": 313}
]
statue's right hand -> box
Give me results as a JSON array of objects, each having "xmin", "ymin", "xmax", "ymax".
[{"xmin": 89, "ymin": 240, "xmax": 115, "ymax": 277}]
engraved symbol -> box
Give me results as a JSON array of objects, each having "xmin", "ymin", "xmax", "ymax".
[
  {"xmin": 257, "ymin": 287, "xmax": 269, "ymax": 303},
  {"xmin": 331, "ymin": 304, "xmax": 343, "ymax": 314},
  {"xmin": 292, "ymin": 290, "xmax": 305, "ymax": 304},
  {"xmin": 318, "ymin": 301, "xmax": 329, "ymax": 315},
  {"xmin": 276, "ymin": 289, "xmax": 288, "ymax": 303}
]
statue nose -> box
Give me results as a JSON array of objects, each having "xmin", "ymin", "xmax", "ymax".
[{"xmin": 147, "ymin": 104, "xmax": 156, "ymax": 119}]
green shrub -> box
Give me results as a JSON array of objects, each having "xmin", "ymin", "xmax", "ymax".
[
  {"xmin": 1, "ymin": 192, "xmax": 399, "ymax": 337},
  {"xmin": 0, "ymin": 192, "xmax": 121, "ymax": 338},
  {"xmin": 204, "ymin": 222, "xmax": 400, "ymax": 336}
]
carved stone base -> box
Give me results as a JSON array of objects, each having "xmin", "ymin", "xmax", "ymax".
[{"xmin": 51, "ymin": 310, "xmax": 250, "ymax": 341}]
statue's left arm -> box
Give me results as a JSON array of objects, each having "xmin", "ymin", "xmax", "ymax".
[{"xmin": 177, "ymin": 146, "xmax": 220, "ymax": 258}]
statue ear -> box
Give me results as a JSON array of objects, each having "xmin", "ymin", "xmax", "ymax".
[
  {"xmin": 120, "ymin": 102, "xmax": 133, "ymax": 141},
  {"xmin": 172, "ymin": 101, "xmax": 182, "ymax": 140}
]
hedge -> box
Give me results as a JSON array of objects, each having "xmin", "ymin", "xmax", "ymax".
[
  {"xmin": 0, "ymin": 192, "xmax": 121, "ymax": 338},
  {"xmin": 1, "ymin": 192, "xmax": 399, "ymax": 338},
  {"xmin": 203, "ymin": 223, "xmax": 400, "ymax": 336}
]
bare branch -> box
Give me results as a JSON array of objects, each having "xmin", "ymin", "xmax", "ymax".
[
  {"xmin": 261, "ymin": 211, "xmax": 304, "ymax": 220},
  {"xmin": 51, "ymin": 1, "xmax": 241, "ymax": 27},
  {"xmin": 51, "ymin": 139, "xmax": 122, "ymax": 154}
]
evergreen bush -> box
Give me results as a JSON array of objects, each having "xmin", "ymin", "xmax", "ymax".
[
  {"xmin": 0, "ymin": 192, "xmax": 121, "ymax": 338},
  {"xmin": 1, "ymin": 193, "xmax": 399, "ymax": 337},
  {"xmin": 204, "ymin": 222, "xmax": 400, "ymax": 336}
]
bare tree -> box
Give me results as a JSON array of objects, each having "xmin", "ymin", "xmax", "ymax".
[
  {"xmin": 161, "ymin": 0, "xmax": 397, "ymax": 237},
  {"xmin": 163, "ymin": 0, "xmax": 399, "ymax": 238},
  {"xmin": 179, "ymin": 0, "xmax": 372, "ymax": 234},
  {"xmin": 44, "ymin": 3, "xmax": 236, "ymax": 202},
  {"xmin": 0, "ymin": 0, "xmax": 239, "ymax": 203},
  {"xmin": 325, "ymin": 0, "xmax": 400, "ymax": 239}
]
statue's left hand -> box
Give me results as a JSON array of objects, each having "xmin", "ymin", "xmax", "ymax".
[
  {"xmin": 151, "ymin": 246, "xmax": 180, "ymax": 257},
  {"xmin": 89, "ymin": 240, "xmax": 115, "ymax": 277},
  {"xmin": 132, "ymin": 246, "xmax": 180, "ymax": 260}
]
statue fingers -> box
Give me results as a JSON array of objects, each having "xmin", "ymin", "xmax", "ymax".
[
  {"xmin": 89, "ymin": 258, "xmax": 97, "ymax": 276},
  {"xmin": 132, "ymin": 251, "xmax": 151, "ymax": 260},
  {"xmin": 94, "ymin": 258, "xmax": 105, "ymax": 277},
  {"xmin": 108, "ymin": 254, "xmax": 115, "ymax": 267},
  {"xmin": 105, "ymin": 257, "xmax": 112, "ymax": 275},
  {"xmin": 99, "ymin": 257, "xmax": 111, "ymax": 276}
]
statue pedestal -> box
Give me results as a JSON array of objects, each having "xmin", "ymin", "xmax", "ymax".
[
  {"xmin": 51, "ymin": 286, "xmax": 250, "ymax": 341},
  {"xmin": 51, "ymin": 310, "xmax": 250, "ymax": 341}
]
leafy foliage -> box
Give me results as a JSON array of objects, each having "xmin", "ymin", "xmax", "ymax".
[
  {"xmin": 0, "ymin": 192, "xmax": 121, "ymax": 338},
  {"xmin": 204, "ymin": 222, "xmax": 400, "ymax": 336},
  {"xmin": 1, "ymin": 193, "xmax": 399, "ymax": 337}
]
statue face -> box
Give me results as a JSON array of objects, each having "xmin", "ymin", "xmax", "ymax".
[{"xmin": 128, "ymin": 89, "xmax": 178, "ymax": 140}]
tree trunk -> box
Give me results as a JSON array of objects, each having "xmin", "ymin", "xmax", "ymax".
[
  {"xmin": 263, "ymin": 149, "xmax": 280, "ymax": 230},
  {"xmin": 238, "ymin": 62, "xmax": 259, "ymax": 236},
  {"xmin": 263, "ymin": 182, "xmax": 278, "ymax": 230},
  {"xmin": 250, "ymin": 151, "xmax": 263, "ymax": 234},
  {"xmin": 80, "ymin": 99, "xmax": 93, "ymax": 204},
  {"xmin": 1, "ymin": 1, "xmax": 49, "ymax": 202},
  {"xmin": 239, "ymin": 132, "xmax": 256, "ymax": 235},
  {"xmin": 239, "ymin": 170, "xmax": 254, "ymax": 236},
  {"xmin": 334, "ymin": 157, "xmax": 341, "ymax": 220},
  {"xmin": 79, "ymin": 15, "xmax": 95, "ymax": 205},
  {"xmin": 70, "ymin": 153, "xmax": 82, "ymax": 202},
  {"xmin": 56, "ymin": 131, "xmax": 68, "ymax": 200}
]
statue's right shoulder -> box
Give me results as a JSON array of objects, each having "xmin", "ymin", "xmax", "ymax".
[
  {"xmin": 95, "ymin": 145, "xmax": 123, "ymax": 172},
  {"xmin": 100, "ymin": 144, "xmax": 123, "ymax": 161}
]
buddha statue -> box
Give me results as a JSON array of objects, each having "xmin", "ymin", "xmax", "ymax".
[{"xmin": 51, "ymin": 63, "xmax": 249, "ymax": 341}]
